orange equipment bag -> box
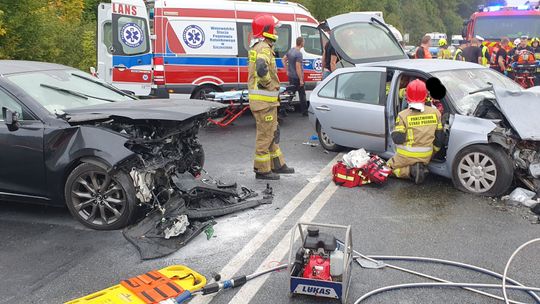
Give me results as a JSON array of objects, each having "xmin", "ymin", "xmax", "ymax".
[{"xmin": 332, "ymin": 161, "xmax": 370, "ymax": 188}]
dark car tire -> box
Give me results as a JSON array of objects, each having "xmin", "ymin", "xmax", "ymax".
[
  {"xmin": 191, "ymin": 84, "xmax": 221, "ymax": 100},
  {"xmin": 317, "ymin": 121, "xmax": 342, "ymax": 152},
  {"xmin": 64, "ymin": 163, "xmax": 137, "ymax": 230},
  {"xmin": 452, "ymin": 145, "xmax": 513, "ymax": 197}
]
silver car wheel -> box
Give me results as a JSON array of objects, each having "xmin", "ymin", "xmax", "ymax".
[
  {"xmin": 457, "ymin": 152, "xmax": 497, "ymax": 193},
  {"xmin": 320, "ymin": 129, "xmax": 335, "ymax": 147}
]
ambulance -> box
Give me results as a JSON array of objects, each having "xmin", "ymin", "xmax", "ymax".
[{"xmin": 97, "ymin": 0, "xmax": 324, "ymax": 98}]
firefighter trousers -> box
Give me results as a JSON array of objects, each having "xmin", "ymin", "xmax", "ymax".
[
  {"xmin": 252, "ymin": 106, "xmax": 285, "ymax": 173},
  {"xmin": 387, "ymin": 153, "xmax": 431, "ymax": 179}
]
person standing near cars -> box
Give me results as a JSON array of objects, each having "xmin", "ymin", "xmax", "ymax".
[
  {"xmin": 490, "ymin": 37, "xmax": 510, "ymax": 74},
  {"xmin": 462, "ymin": 38, "xmax": 482, "ymax": 64},
  {"xmin": 415, "ymin": 35, "xmax": 433, "ymax": 59},
  {"xmin": 248, "ymin": 14, "xmax": 294, "ymax": 180},
  {"xmin": 283, "ymin": 37, "xmax": 308, "ymax": 116},
  {"xmin": 387, "ymin": 79, "xmax": 444, "ymax": 184},
  {"xmin": 437, "ymin": 38, "xmax": 452, "ymax": 59},
  {"xmin": 321, "ymin": 31, "xmax": 338, "ymax": 79}
]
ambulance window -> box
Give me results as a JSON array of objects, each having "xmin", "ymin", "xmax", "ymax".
[
  {"xmin": 113, "ymin": 15, "xmax": 149, "ymax": 56},
  {"xmin": 274, "ymin": 24, "xmax": 291, "ymax": 58},
  {"xmin": 236, "ymin": 23, "xmax": 291, "ymax": 58},
  {"xmin": 301, "ymin": 26, "xmax": 322, "ymax": 56},
  {"xmin": 237, "ymin": 23, "xmax": 251, "ymax": 58},
  {"xmin": 103, "ymin": 22, "xmax": 113, "ymax": 54}
]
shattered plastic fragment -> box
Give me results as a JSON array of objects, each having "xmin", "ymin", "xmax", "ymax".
[
  {"xmin": 163, "ymin": 215, "xmax": 189, "ymax": 239},
  {"xmin": 204, "ymin": 224, "xmax": 215, "ymax": 240},
  {"xmin": 501, "ymin": 187, "xmax": 536, "ymax": 204}
]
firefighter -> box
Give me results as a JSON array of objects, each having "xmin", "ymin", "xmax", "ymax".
[
  {"xmin": 477, "ymin": 36, "xmax": 490, "ymax": 66},
  {"xmin": 453, "ymin": 41, "xmax": 466, "ymax": 61},
  {"xmin": 437, "ymin": 38, "xmax": 452, "ymax": 59},
  {"xmin": 490, "ymin": 37, "xmax": 510, "ymax": 74},
  {"xmin": 387, "ymin": 79, "xmax": 444, "ymax": 184},
  {"xmin": 248, "ymin": 14, "xmax": 294, "ymax": 180}
]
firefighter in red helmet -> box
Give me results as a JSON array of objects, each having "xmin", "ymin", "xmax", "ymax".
[
  {"xmin": 248, "ymin": 14, "xmax": 294, "ymax": 180},
  {"xmin": 387, "ymin": 79, "xmax": 444, "ymax": 184}
]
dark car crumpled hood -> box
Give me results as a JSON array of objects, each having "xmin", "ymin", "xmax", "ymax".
[
  {"xmin": 493, "ymin": 87, "xmax": 540, "ymax": 141},
  {"xmin": 63, "ymin": 98, "xmax": 226, "ymax": 123}
]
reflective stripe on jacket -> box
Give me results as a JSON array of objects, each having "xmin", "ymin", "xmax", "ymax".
[
  {"xmin": 248, "ymin": 40, "xmax": 280, "ymax": 111},
  {"xmin": 481, "ymin": 45, "xmax": 489, "ymax": 66},
  {"xmin": 392, "ymin": 106, "xmax": 442, "ymax": 160},
  {"xmin": 453, "ymin": 48, "xmax": 464, "ymax": 61}
]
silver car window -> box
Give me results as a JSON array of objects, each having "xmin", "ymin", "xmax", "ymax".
[
  {"xmin": 432, "ymin": 69, "xmax": 522, "ymax": 115},
  {"xmin": 318, "ymin": 77, "xmax": 337, "ymax": 98},
  {"xmin": 335, "ymin": 72, "xmax": 381, "ymax": 104}
]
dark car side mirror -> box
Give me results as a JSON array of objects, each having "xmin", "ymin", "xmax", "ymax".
[{"xmin": 2, "ymin": 107, "xmax": 20, "ymax": 132}]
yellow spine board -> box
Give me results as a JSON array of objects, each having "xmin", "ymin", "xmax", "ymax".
[{"xmin": 65, "ymin": 265, "xmax": 206, "ymax": 304}]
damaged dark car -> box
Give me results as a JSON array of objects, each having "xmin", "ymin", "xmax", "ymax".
[{"xmin": 0, "ymin": 61, "xmax": 270, "ymax": 233}]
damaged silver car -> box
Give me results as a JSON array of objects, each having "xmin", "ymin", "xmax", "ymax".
[
  {"xmin": 0, "ymin": 61, "xmax": 271, "ymax": 233},
  {"xmin": 309, "ymin": 13, "xmax": 540, "ymax": 196}
]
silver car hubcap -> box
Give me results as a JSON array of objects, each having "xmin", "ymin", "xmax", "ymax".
[
  {"xmin": 71, "ymin": 171, "xmax": 126, "ymax": 226},
  {"xmin": 458, "ymin": 152, "xmax": 497, "ymax": 193},
  {"xmin": 320, "ymin": 129, "xmax": 335, "ymax": 147}
]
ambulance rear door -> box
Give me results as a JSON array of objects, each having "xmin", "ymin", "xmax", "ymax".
[
  {"xmin": 298, "ymin": 21, "xmax": 324, "ymax": 89},
  {"xmin": 110, "ymin": 0, "xmax": 152, "ymax": 95}
]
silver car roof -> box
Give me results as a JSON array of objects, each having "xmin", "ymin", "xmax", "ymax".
[{"xmin": 360, "ymin": 59, "xmax": 486, "ymax": 73}]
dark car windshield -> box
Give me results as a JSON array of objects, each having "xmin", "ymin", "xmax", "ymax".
[
  {"xmin": 432, "ymin": 69, "xmax": 522, "ymax": 115},
  {"xmin": 474, "ymin": 16, "xmax": 540, "ymax": 40},
  {"xmin": 6, "ymin": 70, "xmax": 134, "ymax": 115}
]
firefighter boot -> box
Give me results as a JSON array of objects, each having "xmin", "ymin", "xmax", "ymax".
[
  {"xmin": 256, "ymin": 171, "xmax": 280, "ymax": 180},
  {"xmin": 273, "ymin": 164, "xmax": 295, "ymax": 174},
  {"xmin": 410, "ymin": 163, "xmax": 429, "ymax": 184}
]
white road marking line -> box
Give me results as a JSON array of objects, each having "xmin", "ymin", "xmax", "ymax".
[
  {"xmin": 190, "ymin": 154, "xmax": 340, "ymax": 304},
  {"xmin": 229, "ymin": 181, "xmax": 339, "ymax": 304}
]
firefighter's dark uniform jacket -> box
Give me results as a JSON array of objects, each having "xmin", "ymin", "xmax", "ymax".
[
  {"xmin": 388, "ymin": 106, "xmax": 444, "ymax": 178},
  {"xmin": 248, "ymin": 39, "xmax": 285, "ymax": 173}
]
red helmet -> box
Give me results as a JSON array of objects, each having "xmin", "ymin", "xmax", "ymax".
[
  {"xmin": 252, "ymin": 14, "xmax": 280, "ymax": 41},
  {"xmin": 406, "ymin": 79, "xmax": 427, "ymax": 103}
]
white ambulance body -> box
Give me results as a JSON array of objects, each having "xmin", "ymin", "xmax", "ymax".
[{"xmin": 97, "ymin": 0, "xmax": 324, "ymax": 97}]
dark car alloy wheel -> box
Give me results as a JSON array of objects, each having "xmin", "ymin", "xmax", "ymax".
[
  {"xmin": 71, "ymin": 170, "xmax": 126, "ymax": 225},
  {"xmin": 65, "ymin": 163, "xmax": 136, "ymax": 230}
]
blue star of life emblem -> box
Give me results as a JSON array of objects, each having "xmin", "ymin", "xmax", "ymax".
[
  {"xmin": 183, "ymin": 25, "xmax": 205, "ymax": 49},
  {"xmin": 120, "ymin": 23, "xmax": 144, "ymax": 48}
]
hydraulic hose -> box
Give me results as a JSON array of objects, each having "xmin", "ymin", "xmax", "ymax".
[
  {"xmin": 354, "ymin": 282, "xmax": 540, "ymax": 304},
  {"xmin": 366, "ymin": 254, "xmax": 540, "ymax": 304},
  {"xmin": 167, "ymin": 263, "xmax": 288, "ymax": 303},
  {"xmin": 503, "ymin": 238, "xmax": 540, "ymax": 304},
  {"xmin": 353, "ymin": 254, "xmax": 531, "ymax": 304}
]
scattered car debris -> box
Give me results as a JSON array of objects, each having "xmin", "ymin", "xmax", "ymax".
[
  {"xmin": 501, "ymin": 187, "xmax": 537, "ymax": 207},
  {"xmin": 123, "ymin": 173, "xmax": 273, "ymax": 259}
]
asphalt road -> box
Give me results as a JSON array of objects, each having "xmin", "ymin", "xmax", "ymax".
[{"xmin": 1, "ymin": 112, "xmax": 539, "ymax": 304}]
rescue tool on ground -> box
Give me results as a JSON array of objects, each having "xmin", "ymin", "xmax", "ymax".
[{"xmin": 67, "ymin": 224, "xmax": 540, "ymax": 304}]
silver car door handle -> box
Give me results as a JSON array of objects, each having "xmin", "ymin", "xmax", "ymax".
[{"xmin": 315, "ymin": 105, "xmax": 331, "ymax": 111}]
